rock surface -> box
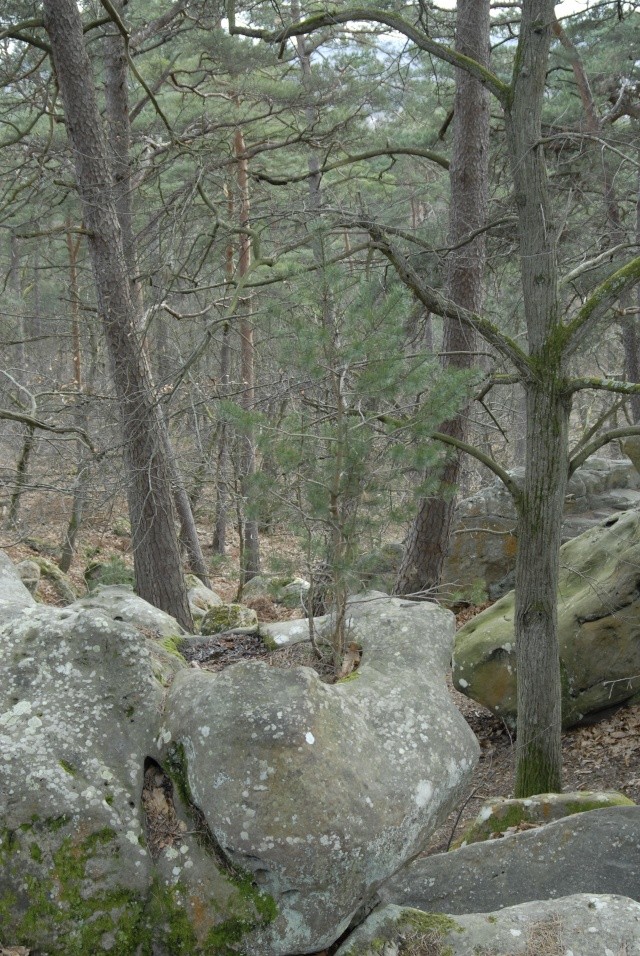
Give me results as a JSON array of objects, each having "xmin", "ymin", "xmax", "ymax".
[
  {"xmin": 242, "ymin": 575, "xmax": 311, "ymax": 610},
  {"xmin": 0, "ymin": 601, "xmax": 270, "ymax": 954},
  {"xmin": 163, "ymin": 593, "xmax": 479, "ymax": 954},
  {"xmin": 16, "ymin": 558, "xmax": 40, "ymax": 595},
  {"xmin": 445, "ymin": 455, "xmax": 640, "ymax": 599},
  {"xmin": 453, "ymin": 508, "xmax": 640, "ymax": 725},
  {"xmin": 379, "ymin": 806, "xmax": 640, "ymax": 914},
  {"xmin": 337, "ymin": 895, "xmax": 640, "ymax": 955},
  {"xmin": 74, "ymin": 584, "xmax": 188, "ymax": 638}
]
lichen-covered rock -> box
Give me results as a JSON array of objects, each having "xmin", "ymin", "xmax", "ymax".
[
  {"xmin": 163, "ymin": 593, "xmax": 479, "ymax": 954},
  {"xmin": 337, "ymin": 896, "xmax": 640, "ymax": 956},
  {"xmin": 200, "ymin": 602, "xmax": 258, "ymax": 635},
  {"xmin": 453, "ymin": 508, "xmax": 640, "ymax": 725},
  {"xmin": 74, "ymin": 585, "xmax": 188, "ymax": 639},
  {"xmin": 0, "ymin": 550, "xmax": 36, "ymax": 625},
  {"xmin": 0, "ymin": 604, "xmax": 271, "ymax": 954},
  {"xmin": 259, "ymin": 616, "xmax": 321, "ymax": 648},
  {"xmin": 379, "ymin": 806, "xmax": 640, "ymax": 914},
  {"xmin": 451, "ymin": 790, "xmax": 635, "ymax": 848}
]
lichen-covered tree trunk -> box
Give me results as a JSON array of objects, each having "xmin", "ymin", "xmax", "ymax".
[
  {"xmin": 514, "ymin": 380, "xmax": 570, "ymax": 795},
  {"xmin": 394, "ymin": 0, "xmax": 490, "ymax": 597},
  {"xmin": 506, "ymin": 0, "xmax": 566, "ymax": 796},
  {"xmin": 43, "ymin": 0, "xmax": 193, "ymax": 630}
]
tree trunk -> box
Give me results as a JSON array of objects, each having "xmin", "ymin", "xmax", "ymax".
[
  {"xmin": 514, "ymin": 380, "xmax": 569, "ymax": 795},
  {"xmin": 43, "ymin": 0, "xmax": 193, "ymax": 630},
  {"xmin": 234, "ymin": 124, "xmax": 260, "ymax": 581},
  {"xmin": 103, "ymin": 4, "xmax": 209, "ymax": 588},
  {"xmin": 59, "ymin": 219, "xmax": 88, "ymax": 573},
  {"xmin": 507, "ymin": 0, "xmax": 564, "ymax": 796},
  {"xmin": 394, "ymin": 0, "xmax": 490, "ymax": 597}
]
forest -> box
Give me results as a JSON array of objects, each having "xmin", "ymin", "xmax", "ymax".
[{"xmin": 1, "ymin": 0, "xmax": 640, "ymax": 805}]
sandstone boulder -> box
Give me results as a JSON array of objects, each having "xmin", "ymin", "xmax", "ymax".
[
  {"xmin": 16, "ymin": 558, "xmax": 40, "ymax": 595},
  {"xmin": 200, "ymin": 602, "xmax": 258, "ymax": 635},
  {"xmin": 453, "ymin": 508, "xmax": 640, "ymax": 725},
  {"xmin": 242, "ymin": 574, "xmax": 311, "ymax": 610},
  {"xmin": 185, "ymin": 574, "xmax": 223, "ymax": 627},
  {"xmin": 379, "ymin": 806, "xmax": 640, "ymax": 914},
  {"xmin": 451, "ymin": 790, "xmax": 634, "ymax": 848},
  {"xmin": 162, "ymin": 593, "xmax": 479, "ymax": 954},
  {"xmin": 337, "ymin": 895, "xmax": 640, "ymax": 956},
  {"xmin": 445, "ymin": 455, "xmax": 640, "ymax": 599},
  {"xmin": 0, "ymin": 549, "xmax": 36, "ymax": 625}
]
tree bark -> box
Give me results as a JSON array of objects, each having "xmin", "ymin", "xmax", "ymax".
[
  {"xmin": 43, "ymin": 0, "xmax": 193, "ymax": 630},
  {"xmin": 394, "ymin": 0, "xmax": 490, "ymax": 597}
]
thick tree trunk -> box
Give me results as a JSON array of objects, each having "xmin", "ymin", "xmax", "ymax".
[
  {"xmin": 507, "ymin": 0, "xmax": 565, "ymax": 795},
  {"xmin": 43, "ymin": 0, "xmax": 193, "ymax": 630},
  {"xmin": 514, "ymin": 381, "xmax": 569, "ymax": 795},
  {"xmin": 394, "ymin": 0, "xmax": 490, "ymax": 597}
]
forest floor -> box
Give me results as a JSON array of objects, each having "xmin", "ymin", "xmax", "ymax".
[{"xmin": 3, "ymin": 507, "xmax": 640, "ymax": 859}]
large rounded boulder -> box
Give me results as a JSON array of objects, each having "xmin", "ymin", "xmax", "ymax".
[
  {"xmin": 163, "ymin": 593, "xmax": 479, "ymax": 954},
  {"xmin": 453, "ymin": 509, "xmax": 640, "ymax": 725}
]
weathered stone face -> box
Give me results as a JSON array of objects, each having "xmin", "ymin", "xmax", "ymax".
[
  {"xmin": 73, "ymin": 584, "xmax": 189, "ymax": 639},
  {"xmin": 163, "ymin": 593, "xmax": 479, "ymax": 955},
  {"xmin": 451, "ymin": 790, "xmax": 635, "ymax": 849},
  {"xmin": 453, "ymin": 508, "xmax": 640, "ymax": 725},
  {"xmin": 0, "ymin": 565, "xmax": 478, "ymax": 955}
]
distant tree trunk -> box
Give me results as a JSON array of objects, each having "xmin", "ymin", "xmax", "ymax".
[
  {"xmin": 234, "ymin": 124, "xmax": 260, "ymax": 581},
  {"xmin": 9, "ymin": 231, "xmax": 25, "ymax": 374},
  {"xmin": 213, "ymin": 320, "xmax": 232, "ymax": 555},
  {"xmin": 7, "ymin": 424, "xmax": 34, "ymax": 528},
  {"xmin": 59, "ymin": 219, "xmax": 89, "ymax": 573},
  {"xmin": 43, "ymin": 0, "xmax": 193, "ymax": 630},
  {"xmin": 395, "ymin": 0, "xmax": 490, "ymax": 597}
]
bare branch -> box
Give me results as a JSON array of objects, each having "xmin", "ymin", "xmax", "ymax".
[
  {"xmin": 569, "ymin": 425, "xmax": 640, "ymax": 477},
  {"xmin": 366, "ymin": 224, "xmax": 532, "ymax": 376},
  {"xmin": 563, "ymin": 256, "xmax": 640, "ymax": 358},
  {"xmin": 226, "ymin": 2, "xmax": 510, "ymax": 104},
  {"xmin": 0, "ymin": 409, "xmax": 96, "ymax": 452},
  {"xmin": 253, "ymin": 145, "xmax": 450, "ymax": 184}
]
